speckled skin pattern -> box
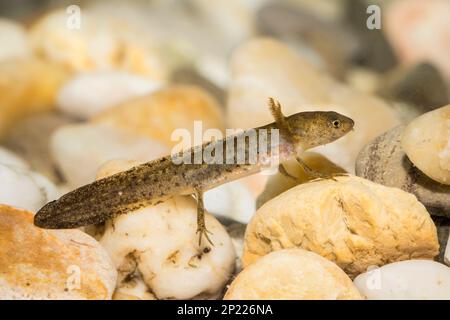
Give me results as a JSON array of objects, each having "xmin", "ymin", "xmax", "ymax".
[{"xmin": 34, "ymin": 110, "xmax": 354, "ymax": 229}]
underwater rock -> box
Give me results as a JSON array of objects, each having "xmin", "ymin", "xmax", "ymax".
[
  {"xmin": 243, "ymin": 175, "xmax": 438, "ymax": 278},
  {"xmin": 354, "ymin": 260, "xmax": 450, "ymax": 300},
  {"xmin": 93, "ymin": 85, "xmax": 225, "ymax": 148},
  {"xmin": 0, "ymin": 205, "xmax": 116, "ymax": 299},
  {"xmin": 225, "ymin": 249, "xmax": 362, "ymax": 300},
  {"xmin": 30, "ymin": 9, "xmax": 167, "ymax": 81},
  {"xmin": 356, "ymin": 125, "xmax": 450, "ymax": 216},
  {"xmin": 402, "ymin": 105, "xmax": 450, "ymax": 185},
  {"xmin": 0, "ymin": 163, "xmax": 59, "ymax": 212},
  {"xmin": 57, "ymin": 71, "xmax": 162, "ymax": 119}
]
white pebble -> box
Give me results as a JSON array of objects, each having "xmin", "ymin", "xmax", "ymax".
[
  {"xmin": 354, "ymin": 260, "xmax": 450, "ymax": 300},
  {"xmin": 204, "ymin": 180, "xmax": 256, "ymax": 223},
  {"xmin": 0, "ymin": 163, "xmax": 59, "ymax": 212},
  {"xmin": 100, "ymin": 196, "xmax": 236, "ymax": 300},
  {"xmin": 57, "ymin": 71, "xmax": 161, "ymax": 119},
  {"xmin": 0, "ymin": 19, "xmax": 29, "ymax": 61}
]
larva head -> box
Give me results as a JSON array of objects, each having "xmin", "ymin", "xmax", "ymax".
[{"xmin": 286, "ymin": 111, "xmax": 354, "ymax": 150}]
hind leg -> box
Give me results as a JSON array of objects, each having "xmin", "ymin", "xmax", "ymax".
[{"xmin": 194, "ymin": 189, "xmax": 214, "ymax": 246}]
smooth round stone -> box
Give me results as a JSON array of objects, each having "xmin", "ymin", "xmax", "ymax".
[
  {"xmin": 0, "ymin": 163, "xmax": 59, "ymax": 213},
  {"xmin": 57, "ymin": 71, "xmax": 162, "ymax": 119},
  {"xmin": 29, "ymin": 9, "xmax": 167, "ymax": 81},
  {"xmin": 92, "ymin": 85, "xmax": 225, "ymax": 148},
  {"xmin": 0, "ymin": 205, "xmax": 116, "ymax": 300},
  {"xmin": 224, "ymin": 249, "xmax": 362, "ymax": 300},
  {"xmin": 0, "ymin": 19, "xmax": 29, "ymax": 61},
  {"xmin": 357, "ymin": 125, "xmax": 450, "ymax": 216},
  {"xmin": 0, "ymin": 58, "xmax": 68, "ymax": 137},
  {"xmin": 354, "ymin": 260, "xmax": 450, "ymax": 300},
  {"xmin": 402, "ymin": 105, "xmax": 450, "ymax": 185},
  {"xmin": 51, "ymin": 123, "xmax": 168, "ymax": 188},
  {"xmin": 204, "ymin": 180, "xmax": 256, "ymax": 224},
  {"xmin": 243, "ymin": 175, "xmax": 439, "ymax": 278}
]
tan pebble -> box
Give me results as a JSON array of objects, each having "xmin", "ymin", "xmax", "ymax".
[
  {"xmin": 0, "ymin": 58, "xmax": 68, "ymax": 136},
  {"xmin": 402, "ymin": 105, "xmax": 450, "ymax": 185},
  {"xmin": 243, "ymin": 175, "xmax": 439, "ymax": 278},
  {"xmin": 224, "ymin": 248, "xmax": 362, "ymax": 300},
  {"xmin": 29, "ymin": 9, "xmax": 167, "ymax": 81},
  {"xmin": 0, "ymin": 205, "xmax": 117, "ymax": 299},
  {"xmin": 92, "ymin": 85, "xmax": 225, "ymax": 147}
]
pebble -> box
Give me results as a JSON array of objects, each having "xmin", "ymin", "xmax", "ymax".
[
  {"xmin": 51, "ymin": 123, "xmax": 168, "ymax": 188},
  {"xmin": 0, "ymin": 205, "xmax": 117, "ymax": 299},
  {"xmin": 0, "ymin": 146, "xmax": 29, "ymax": 170},
  {"xmin": 0, "ymin": 163, "xmax": 59, "ymax": 213},
  {"xmin": 57, "ymin": 71, "xmax": 162, "ymax": 119},
  {"xmin": 227, "ymin": 38, "xmax": 400, "ymax": 173},
  {"xmin": 204, "ymin": 180, "xmax": 256, "ymax": 224},
  {"xmin": 0, "ymin": 58, "xmax": 68, "ymax": 136},
  {"xmin": 354, "ymin": 260, "xmax": 450, "ymax": 300},
  {"xmin": 92, "ymin": 85, "xmax": 225, "ymax": 147},
  {"xmin": 0, "ymin": 19, "xmax": 30, "ymax": 61},
  {"xmin": 385, "ymin": 0, "xmax": 450, "ymax": 82},
  {"xmin": 96, "ymin": 159, "xmax": 235, "ymax": 300},
  {"xmin": 356, "ymin": 125, "xmax": 450, "ymax": 216},
  {"xmin": 29, "ymin": 9, "xmax": 167, "ymax": 81},
  {"xmin": 1, "ymin": 112, "xmax": 74, "ymax": 183},
  {"xmin": 402, "ymin": 105, "xmax": 450, "ymax": 185},
  {"xmin": 243, "ymin": 175, "xmax": 439, "ymax": 278},
  {"xmin": 224, "ymin": 249, "xmax": 362, "ymax": 300}
]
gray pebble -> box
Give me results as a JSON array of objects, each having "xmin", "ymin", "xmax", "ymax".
[{"xmin": 356, "ymin": 125, "xmax": 450, "ymax": 217}]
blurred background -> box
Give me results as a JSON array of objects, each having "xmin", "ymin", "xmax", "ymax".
[{"xmin": 0, "ymin": 0, "xmax": 449, "ymax": 221}]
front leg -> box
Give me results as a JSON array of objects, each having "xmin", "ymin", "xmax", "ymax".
[
  {"xmin": 278, "ymin": 163, "xmax": 301, "ymax": 181},
  {"xmin": 195, "ymin": 188, "xmax": 214, "ymax": 246},
  {"xmin": 295, "ymin": 156, "xmax": 347, "ymax": 181}
]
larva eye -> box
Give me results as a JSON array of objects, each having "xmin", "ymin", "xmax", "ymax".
[{"xmin": 332, "ymin": 119, "xmax": 341, "ymax": 128}]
